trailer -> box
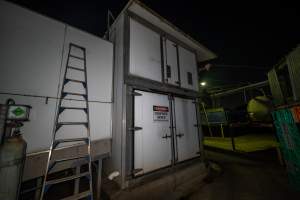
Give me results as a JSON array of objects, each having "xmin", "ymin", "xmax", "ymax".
[{"xmin": 104, "ymin": 0, "xmax": 216, "ymax": 188}]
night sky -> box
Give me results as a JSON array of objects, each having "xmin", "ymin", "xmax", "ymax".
[{"xmin": 7, "ymin": 0, "xmax": 300, "ymax": 89}]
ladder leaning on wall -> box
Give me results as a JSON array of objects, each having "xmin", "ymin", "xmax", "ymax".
[{"xmin": 40, "ymin": 43, "xmax": 93, "ymax": 200}]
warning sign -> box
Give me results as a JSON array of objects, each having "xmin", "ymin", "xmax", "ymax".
[{"xmin": 153, "ymin": 105, "xmax": 169, "ymax": 121}]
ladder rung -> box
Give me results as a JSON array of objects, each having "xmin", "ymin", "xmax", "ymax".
[
  {"xmin": 69, "ymin": 55, "xmax": 85, "ymax": 60},
  {"xmin": 46, "ymin": 172, "xmax": 90, "ymax": 186},
  {"xmin": 67, "ymin": 66, "xmax": 85, "ymax": 72},
  {"xmin": 65, "ymin": 78, "xmax": 86, "ymax": 84},
  {"xmin": 54, "ymin": 137, "xmax": 89, "ymax": 145},
  {"xmin": 61, "ymin": 190, "xmax": 91, "ymax": 200},
  {"xmin": 59, "ymin": 107, "xmax": 87, "ymax": 114},
  {"xmin": 70, "ymin": 43, "xmax": 85, "ymax": 50},
  {"xmin": 62, "ymin": 92, "xmax": 87, "ymax": 98},
  {"xmin": 48, "ymin": 154, "xmax": 89, "ymax": 172},
  {"xmin": 57, "ymin": 122, "xmax": 88, "ymax": 126},
  {"xmin": 53, "ymin": 155, "xmax": 89, "ymax": 163},
  {"xmin": 55, "ymin": 122, "xmax": 88, "ymax": 132}
]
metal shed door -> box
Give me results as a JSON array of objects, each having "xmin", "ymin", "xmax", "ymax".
[
  {"xmin": 173, "ymin": 97, "xmax": 199, "ymax": 162},
  {"xmin": 134, "ymin": 91, "xmax": 172, "ymax": 175},
  {"xmin": 164, "ymin": 39, "xmax": 180, "ymax": 86}
]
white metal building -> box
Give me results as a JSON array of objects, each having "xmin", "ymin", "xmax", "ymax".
[
  {"xmin": 0, "ymin": 0, "xmax": 216, "ymax": 193},
  {"xmin": 104, "ymin": 0, "xmax": 216, "ymax": 188}
]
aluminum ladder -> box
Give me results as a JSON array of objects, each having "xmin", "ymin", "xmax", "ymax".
[{"xmin": 40, "ymin": 43, "xmax": 93, "ymax": 200}]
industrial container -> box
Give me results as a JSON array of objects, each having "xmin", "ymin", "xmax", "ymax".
[
  {"xmin": 0, "ymin": 0, "xmax": 217, "ymax": 191},
  {"xmin": 104, "ymin": 0, "xmax": 216, "ymax": 188}
]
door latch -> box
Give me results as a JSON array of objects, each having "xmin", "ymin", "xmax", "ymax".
[{"xmin": 162, "ymin": 134, "xmax": 171, "ymax": 139}]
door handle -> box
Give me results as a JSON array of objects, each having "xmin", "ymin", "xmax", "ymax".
[
  {"xmin": 176, "ymin": 133, "xmax": 184, "ymax": 138},
  {"xmin": 162, "ymin": 134, "xmax": 171, "ymax": 139}
]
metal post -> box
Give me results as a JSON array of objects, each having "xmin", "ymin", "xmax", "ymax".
[
  {"xmin": 229, "ymin": 124, "xmax": 236, "ymax": 151},
  {"xmin": 201, "ymin": 102, "xmax": 213, "ymax": 137},
  {"xmin": 220, "ymin": 123, "xmax": 225, "ymax": 138},
  {"xmin": 74, "ymin": 165, "xmax": 80, "ymax": 195},
  {"xmin": 96, "ymin": 159, "xmax": 102, "ymax": 200},
  {"xmin": 34, "ymin": 177, "xmax": 43, "ymax": 200}
]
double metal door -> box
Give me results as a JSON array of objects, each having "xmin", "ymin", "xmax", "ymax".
[{"xmin": 133, "ymin": 90, "xmax": 200, "ymax": 176}]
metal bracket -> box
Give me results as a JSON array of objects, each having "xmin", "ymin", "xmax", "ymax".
[
  {"xmin": 132, "ymin": 168, "xmax": 143, "ymax": 175},
  {"xmin": 128, "ymin": 126, "xmax": 142, "ymax": 132}
]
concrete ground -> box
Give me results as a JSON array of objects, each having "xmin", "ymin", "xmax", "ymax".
[
  {"xmin": 103, "ymin": 150, "xmax": 300, "ymax": 200},
  {"xmin": 189, "ymin": 151, "xmax": 300, "ymax": 200}
]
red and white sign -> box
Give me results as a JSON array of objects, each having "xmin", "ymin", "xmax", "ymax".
[{"xmin": 153, "ymin": 105, "xmax": 169, "ymax": 121}]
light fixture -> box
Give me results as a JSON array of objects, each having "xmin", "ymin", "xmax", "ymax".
[{"xmin": 200, "ymin": 82, "xmax": 206, "ymax": 86}]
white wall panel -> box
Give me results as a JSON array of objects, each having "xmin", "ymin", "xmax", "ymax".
[
  {"xmin": 63, "ymin": 26, "xmax": 114, "ymax": 102},
  {"xmin": 129, "ymin": 19, "xmax": 162, "ymax": 82},
  {"xmin": 178, "ymin": 46, "xmax": 199, "ymax": 91},
  {"xmin": 0, "ymin": 1, "xmax": 64, "ymax": 97},
  {"xmin": 0, "ymin": 1, "xmax": 113, "ymax": 153}
]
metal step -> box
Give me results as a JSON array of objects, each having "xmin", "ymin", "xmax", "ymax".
[
  {"xmin": 67, "ymin": 66, "xmax": 85, "ymax": 72},
  {"xmin": 62, "ymin": 92, "xmax": 87, "ymax": 99},
  {"xmin": 70, "ymin": 43, "xmax": 86, "ymax": 50},
  {"xmin": 61, "ymin": 190, "xmax": 91, "ymax": 200},
  {"xmin": 53, "ymin": 137, "xmax": 89, "ymax": 147},
  {"xmin": 59, "ymin": 107, "xmax": 87, "ymax": 114},
  {"xmin": 58, "ymin": 122, "xmax": 88, "ymax": 126},
  {"xmin": 48, "ymin": 155, "xmax": 89, "ymax": 172},
  {"xmin": 69, "ymin": 55, "xmax": 85, "ymax": 60},
  {"xmin": 54, "ymin": 155, "xmax": 89, "ymax": 163},
  {"xmin": 65, "ymin": 78, "xmax": 86, "ymax": 84},
  {"xmin": 45, "ymin": 172, "xmax": 90, "ymax": 186}
]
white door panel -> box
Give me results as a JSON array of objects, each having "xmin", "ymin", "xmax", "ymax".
[
  {"xmin": 164, "ymin": 39, "xmax": 179, "ymax": 85},
  {"xmin": 178, "ymin": 46, "xmax": 199, "ymax": 91},
  {"xmin": 174, "ymin": 97, "xmax": 199, "ymax": 162},
  {"xmin": 129, "ymin": 19, "xmax": 162, "ymax": 82},
  {"xmin": 134, "ymin": 91, "xmax": 172, "ymax": 175}
]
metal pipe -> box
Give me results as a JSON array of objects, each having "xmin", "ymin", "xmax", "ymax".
[{"xmin": 211, "ymin": 80, "xmax": 269, "ymax": 98}]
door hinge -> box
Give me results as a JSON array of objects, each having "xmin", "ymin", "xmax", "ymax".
[
  {"xmin": 128, "ymin": 126, "xmax": 142, "ymax": 131},
  {"xmin": 194, "ymin": 124, "xmax": 199, "ymax": 127},
  {"xmin": 130, "ymin": 91, "xmax": 142, "ymax": 96}
]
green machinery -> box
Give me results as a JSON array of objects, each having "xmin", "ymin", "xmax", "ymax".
[{"xmin": 268, "ymin": 45, "xmax": 300, "ymax": 190}]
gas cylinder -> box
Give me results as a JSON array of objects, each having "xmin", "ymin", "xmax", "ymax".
[{"xmin": 0, "ymin": 134, "xmax": 27, "ymax": 200}]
